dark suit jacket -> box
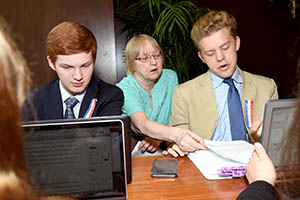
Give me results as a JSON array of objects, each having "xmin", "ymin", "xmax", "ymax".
[
  {"xmin": 22, "ymin": 75, "xmax": 124, "ymax": 121},
  {"xmin": 237, "ymin": 181, "xmax": 277, "ymax": 200}
]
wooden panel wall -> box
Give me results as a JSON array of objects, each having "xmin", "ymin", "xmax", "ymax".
[{"xmin": 1, "ymin": 0, "xmax": 118, "ymax": 87}]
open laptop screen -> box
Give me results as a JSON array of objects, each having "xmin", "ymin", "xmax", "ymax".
[
  {"xmin": 261, "ymin": 99, "xmax": 299, "ymax": 168},
  {"xmin": 21, "ymin": 116, "xmax": 130, "ymax": 199}
]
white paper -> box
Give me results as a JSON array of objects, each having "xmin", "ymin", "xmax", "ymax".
[
  {"xmin": 188, "ymin": 140, "xmax": 254, "ymax": 180},
  {"xmin": 188, "ymin": 150, "xmax": 244, "ymax": 180},
  {"xmin": 204, "ymin": 140, "xmax": 254, "ymax": 164}
]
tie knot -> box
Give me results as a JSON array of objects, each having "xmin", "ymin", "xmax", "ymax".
[
  {"xmin": 223, "ymin": 78, "xmax": 234, "ymax": 87},
  {"xmin": 65, "ymin": 97, "xmax": 78, "ymax": 109}
]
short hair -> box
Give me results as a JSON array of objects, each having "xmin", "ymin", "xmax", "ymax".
[
  {"xmin": 125, "ymin": 34, "xmax": 163, "ymax": 75},
  {"xmin": 191, "ymin": 10, "xmax": 237, "ymax": 50},
  {"xmin": 46, "ymin": 21, "xmax": 97, "ymax": 64}
]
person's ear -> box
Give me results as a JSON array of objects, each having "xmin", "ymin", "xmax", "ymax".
[
  {"xmin": 198, "ymin": 51, "xmax": 206, "ymax": 64},
  {"xmin": 235, "ymin": 36, "xmax": 240, "ymax": 51},
  {"xmin": 47, "ymin": 56, "xmax": 56, "ymax": 71}
]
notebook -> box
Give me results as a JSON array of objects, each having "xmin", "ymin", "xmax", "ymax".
[
  {"xmin": 261, "ymin": 98, "xmax": 300, "ymax": 168},
  {"xmin": 21, "ymin": 115, "xmax": 131, "ymax": 199}
]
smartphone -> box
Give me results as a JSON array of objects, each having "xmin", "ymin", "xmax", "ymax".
[{"xmin": 151, "ymin": 158, "xmax": 178, "ymax": 178}]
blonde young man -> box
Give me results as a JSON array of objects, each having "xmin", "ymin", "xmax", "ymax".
[{"xmin": 168, "ymin": 10, "xmax": 278, "ymax": 156}]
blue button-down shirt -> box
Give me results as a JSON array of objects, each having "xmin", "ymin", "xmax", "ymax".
[{"xmin": 210, "ymin": 67, "xmax": 243, "ymax": 141}]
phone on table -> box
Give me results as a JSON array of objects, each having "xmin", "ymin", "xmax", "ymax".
[{"xmin": 151, "ymin": 158, "xmax": 178, "ymax": 178}]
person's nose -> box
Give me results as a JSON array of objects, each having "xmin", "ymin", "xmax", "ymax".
[
  {"xmin": 215, "ymin": 50, "xmax": 224, "ymax": 62},
  {"xmin": 73, "ymin": 68, "xmax": 83, "ymax": 80},
  {"xmin": 149, "ymin": 55, "xmax": 157, "ymax": 64}
]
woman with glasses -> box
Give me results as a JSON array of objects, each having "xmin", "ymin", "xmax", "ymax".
[{"xmin": 117, "ymin": 34, "xmax": 205, "ymax": 156}]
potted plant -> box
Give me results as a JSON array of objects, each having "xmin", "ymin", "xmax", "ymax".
[{"xmin": 114, "ymin": 0, "xmax": 209, "ymax": 83}]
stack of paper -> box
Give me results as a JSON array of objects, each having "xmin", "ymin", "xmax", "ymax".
[{"xmin": 187, "ymin": 140, "xmax": 254, "ymax": 180}]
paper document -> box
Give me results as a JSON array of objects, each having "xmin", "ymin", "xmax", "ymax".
[
  {"xmin": 204, "ymin": 140, "xmax": 254, "ymax": 164},
  {"xmin": 188, "ymin": 140, "xmax": 254, "ymax": 180}
]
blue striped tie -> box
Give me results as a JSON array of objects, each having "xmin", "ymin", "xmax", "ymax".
[
  {"xmin": 223, "ymin": 78, "xmax": 247, "ymax": 141},
  {"xmin": 64, "ymin": 97, "xmax": 78, "ymax": 119}
]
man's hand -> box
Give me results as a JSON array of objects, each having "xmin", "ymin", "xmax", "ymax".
[
  {"xmin": 172, "ymin": 127, "xmax": 207, "ymax": 152},
  {"xmin": 246, "ymin": 142, "xmax": 276, "ymax": 186},
  {"xmin": 138, "ymin": 137, "xmax": 162, "ymax": 153},
  {"xmin": 250, "ymin": 115, "xmax": 263, "ymax": 138}
]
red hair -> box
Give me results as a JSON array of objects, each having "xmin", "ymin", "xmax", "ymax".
[{"xmin": 46, "ymin": 21, "xmax": 97, "ymax": 63}]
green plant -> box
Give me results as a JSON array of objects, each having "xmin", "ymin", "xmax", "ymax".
[{"xmin": 115, "ymin": 0, "xmax": 209, "ymax": 83}]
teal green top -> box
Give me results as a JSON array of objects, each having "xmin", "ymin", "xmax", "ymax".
[{"xmin": 116, "ymin": 69, "xmax": 178, "ymax": 125}]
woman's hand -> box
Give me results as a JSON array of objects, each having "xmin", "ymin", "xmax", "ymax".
[
  {"xmin": 138, "ymin": 137, "xmax": 162, "ymax": 153},
  {"xmin": 130, "ymin": 112, "xmax": 206, "ymax": 153},
  {"xmin": 173, "ymin": 127, "xmax": 207, "ymax": 152},
  {"xmin": 246, "ymin": 142, "xmax": 276, "ymax": 186},
  {"xmin": 162, "ymin": 144, "xmax": 188, "ymax": 157}
]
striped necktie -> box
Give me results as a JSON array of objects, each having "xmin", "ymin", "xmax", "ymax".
[{"xmin": 64, "ymin": 97, "xmax": 78, "ymax": 119}]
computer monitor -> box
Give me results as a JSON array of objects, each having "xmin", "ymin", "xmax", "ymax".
[
  {"xmin": 21, "ymin": 115, "xmax": 131, "ymax": 199},
  {"xmin": 261, "ymin": 99, "xmax": 299, "ymax": 168}
]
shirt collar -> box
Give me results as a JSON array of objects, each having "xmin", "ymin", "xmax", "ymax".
[
  {"xmin": 59, "ymin": 81, "xmax": 86, "ymax": 104},
  {"xmin": 231, "ymin": 66, "xmax": 243, "ymax": 84},
  {"xmin": 210, "ymin": 66, "xmax": 243, "ymax": 89}
]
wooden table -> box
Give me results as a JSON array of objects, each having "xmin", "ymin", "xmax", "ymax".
[{"xmin": 127, "ymin": 155, "xmax": 248, "ymax": 200}]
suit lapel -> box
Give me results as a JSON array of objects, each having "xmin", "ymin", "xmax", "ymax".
[
  {"xmin": 79, "ymin": 76, "xmax": 99, "ymax": 118},
  {"xmin": 198, "ymin": 72, "xmax": 218, "ymax": 134},
  {"xmin": 46, "ymin": 80, "xmax": 64, "ymax": 119},
  {"xmin": 241, "ymin": 70, "xmax": 256, "ymax": 109},
  {"xmin": 240, "ymin": 70, "xmax": 256, "ymax": 139}
]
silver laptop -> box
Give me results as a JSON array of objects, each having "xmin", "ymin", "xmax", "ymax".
[
  {"xmin": 261, "ymin": 98, "xmax": 299, "ymax": 168},
  {"xmin": 21, "ymin": 116, "xmax": 131, "ymax": 199}
]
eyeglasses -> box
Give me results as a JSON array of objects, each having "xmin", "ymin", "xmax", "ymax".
[{"xmin": 135, "ymin": 53, "xmax": 161, "ymax": 63}]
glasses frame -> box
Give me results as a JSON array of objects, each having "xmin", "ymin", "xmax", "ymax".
[{"xmin": 135, "ymin": 52, "xmax": 162, "ymax": 63}]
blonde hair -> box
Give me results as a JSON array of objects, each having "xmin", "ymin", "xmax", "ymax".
[
  {"xmin": 0, "ymin": 171, "xmax": 38, "ymax": 200},
  {"xmin": 0, "ymin": 17, "xmax": 73, "ymax": 200},
  {"xmin": 125, "ymin": 34, "xmax": 163, "ymax": 75},
  {"xmin": 0, "ymin": 18, "xmax": 31, "ymax": 108},
  {"xmin": 191, "ymin": 10, "xmax": 237, "ymax": 50},
  {"xmin": 0, "ymin": 171, "xmax": 73, "ymax": 200},
  {"xmin": 0, "ymin": 17, "xmax": 31, "ymax": 177}
]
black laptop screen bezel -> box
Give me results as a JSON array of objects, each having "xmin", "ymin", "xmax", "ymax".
[
  {"xmin": 21, "ymin": 116, "xmax": 130, "ymax": 199},
  {"xmin": 261, "ymin": 99, "xmax": 299, "ymax": 168}
]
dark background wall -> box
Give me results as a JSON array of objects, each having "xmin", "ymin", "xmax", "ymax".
[
  {"xmin": 194, "ymin": 0, "xmax": 300, "ymax": 98},
  {"xmin": 1, "ymin": 0, "xmax": 118, "ymax": 86},
  {"xmin": 115, "ymin": 0, "xmax": 300, "ymax": 98},
  {"xmin": 1, "ymin": 0, "xmax": 299, "ymax": 98}
]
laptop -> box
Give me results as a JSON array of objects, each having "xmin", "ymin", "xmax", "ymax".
[
  {"xmin": 21, "ymin": 115, "xmax": 131, "ymax": 199},
  {"xmin": 261, "ymin": 98, "xmax": 300, "ymax": 169}
]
